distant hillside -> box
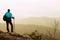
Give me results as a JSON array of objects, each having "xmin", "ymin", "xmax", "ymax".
[{"xmin": 17, "ymin": 17, "xmax": 60, "ymax": 26}]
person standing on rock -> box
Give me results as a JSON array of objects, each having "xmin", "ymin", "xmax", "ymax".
[{"xmin": 3, "ymin": 9, "xmax": 15, "ymax": 32}]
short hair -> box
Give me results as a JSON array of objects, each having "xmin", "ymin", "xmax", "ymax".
[{"xmin": 8, "ymin": 9, "xmax": 10, "ymax": 12}]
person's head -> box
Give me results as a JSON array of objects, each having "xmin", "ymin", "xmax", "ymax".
[{"xmin": 7, "ymin": 9, "xmax": 10, "ymax": 12}]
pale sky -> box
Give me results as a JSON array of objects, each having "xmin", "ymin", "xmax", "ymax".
[{"xmin": 0, "ymin": 0, "xmax": 60, "ymax": 20}]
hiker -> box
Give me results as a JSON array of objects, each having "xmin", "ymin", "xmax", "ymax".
[{"xmin": 3, "ymin": 9, "xmax": 15, "ymax": 32}]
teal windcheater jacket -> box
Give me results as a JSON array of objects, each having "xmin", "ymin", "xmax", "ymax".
[{"xmin": 5, "ymin": 12, "xmax": 13, "ymax": 19}]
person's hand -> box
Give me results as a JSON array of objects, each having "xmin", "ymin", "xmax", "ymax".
[{"xmin": 12, "ymin": 17, "xmax": 15, "ymax": 19}]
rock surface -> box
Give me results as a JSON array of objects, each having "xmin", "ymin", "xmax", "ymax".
[
  {"xmin": 0, "ymin": 31, "xmax": 33, "ymax": 40},
  {"xmin": 0, "ymin": 30, "xmax": 43, "ymax": 40}
]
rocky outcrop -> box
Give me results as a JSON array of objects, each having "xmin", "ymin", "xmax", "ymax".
[{"xmin": 0, "ymin": 30, "xmax": 42, "ymax": 40}]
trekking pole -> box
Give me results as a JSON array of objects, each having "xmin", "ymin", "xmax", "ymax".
[{"xmin": 13, "ymin": 18, "xmax": 15, "ymax": 32}]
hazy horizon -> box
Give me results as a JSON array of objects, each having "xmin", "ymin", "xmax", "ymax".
[
  {"xmin": 0, "ymin": 0, "xmax": 60, "ymax": 23},
  {"xmin": 0, "ymin": 0, "xmax": 60, "ymax": 18}
]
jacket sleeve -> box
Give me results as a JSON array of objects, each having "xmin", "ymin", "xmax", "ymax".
[{"xmin": 10, "ymin": 13, "xmax": 14, "ymax": 19}]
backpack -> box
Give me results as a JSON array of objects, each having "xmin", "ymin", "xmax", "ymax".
[{"xmin": 3, "ymin": 15, "xmax": 6, "ymax": 21}]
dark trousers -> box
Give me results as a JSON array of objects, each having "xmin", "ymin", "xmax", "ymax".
[{"xmin": 6, "ymin": 20, "xmax": 13, "ymax": 32}]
